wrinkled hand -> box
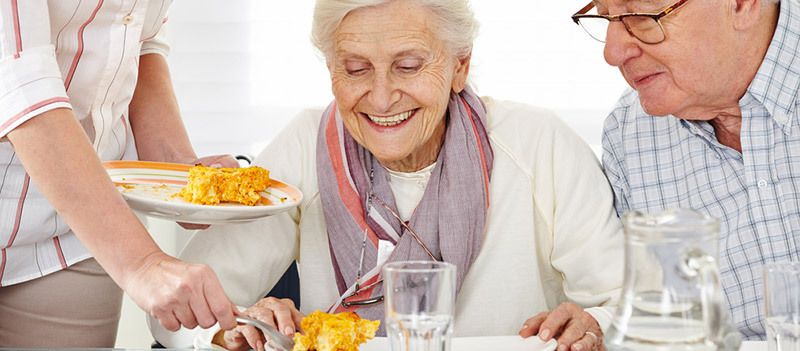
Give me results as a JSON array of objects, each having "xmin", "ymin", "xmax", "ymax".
[
  {"xmin": 519, "ymin": 302, "xmax": 604, "ymax": 351},
  {"xmin": 178, "ymin": 154, "xmax": 240, "ymax": 230},
  {"xmin": 123, "ymin": 252, "xmax": 237, "ymax": 332},
  {"xmin": 215, "ymin": 297, "xmax": 303, "ymax": 351}
]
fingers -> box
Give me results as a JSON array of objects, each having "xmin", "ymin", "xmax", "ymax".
[
  {"xmin": 569, "ymin": 331, "xmax": 599, "ymax": 351},
  {"xmin": 240, "ymin": 325, "xmax": 266, "ymax": 351},
  {"xmin": 201, "ymin": 268, "xmax": 237, "ymax": 330},
  {"xmin": 519, "ymin": 312, "xmax": 548, "ymax": 338},
  {"xmin": 291, "ymin": 306, "xmax": 305, "ymax": 333},
  {"xmin": 223, "ymin": 326, "xmax": 264, "ymax": 351},
  {"xmin": 556, "ymin": 319, "xmax": 586, "ymax": 351},
  {"xmin": 178, "ymin": 222, "xmax": 211, "ymax": 230},
  {"xmin": 155, "ymin": 311, "xmax": 181, "ymax": 332},
  {"xmin": 195, "ymin": 154, "xmax": 240, "ymax": 168},
  {"xmin": 221, "ymin": 328, "xmax": 248, "ymax": 351},
  {"xmin": 188, "ymin": 284, "xmax": 216, "ymax": 328},
  {"xmin": 252, "ymin": 297, "xmax": 299, "ymax": 336},
  {"xmin": 172, "ymin": 304, "xmax": 199, "ymax": 330},
  {"xmin": 548, "ymin": 304, "xmax": 603, "ymax": 351},
  {"xmin": 537, "ymin": 303, "xmax": 575, "ymax": 342},
  {"xmin": 272, "ymin": 298, "xmax": 299, "ymax": 336}
]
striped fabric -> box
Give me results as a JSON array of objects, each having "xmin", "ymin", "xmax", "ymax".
[
  {"xmin": 601, "ymin": 0, "xmax": 800, "ymax": 340},
  {"xmin": 316, "ymin": 87, "xmax": 493, "ymax": 332},
  {"xmin": 0, "ymin": 0, "xmax": 172, "ymax": 287}
]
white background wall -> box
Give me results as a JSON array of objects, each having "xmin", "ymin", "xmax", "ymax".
[{"xmin": 115, "ymin": 0, "xmax": 628, "ymax": 347}]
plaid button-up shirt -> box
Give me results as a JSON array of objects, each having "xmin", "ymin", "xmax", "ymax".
[{"xmin": 602, "ymin": 0, "xmax": 800, "ymax": 340}]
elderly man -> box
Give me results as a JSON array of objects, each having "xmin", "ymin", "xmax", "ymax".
[{"xmin": 572, "ymin": 0, "xmax": 795, "ymax": 340}]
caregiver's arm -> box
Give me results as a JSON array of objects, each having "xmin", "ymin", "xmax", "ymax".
[
  {"xmin": 6, "ymin": 109, "xmax": 237, "ymax": 332},
  {"xmin": 128, "ymin": 54, "xmax": 236, "ymax": 167}
]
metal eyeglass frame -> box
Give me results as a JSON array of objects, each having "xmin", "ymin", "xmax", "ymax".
[
  {"xmin": 571, "ymin": 0, "xmax": 692, "ymax": 44},
  {"xmin": 340, "ymin": 165, "xmax": 441, "ymax": 308}
]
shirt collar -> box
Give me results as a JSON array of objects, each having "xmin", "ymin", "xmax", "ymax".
[{"xmin": 745, "ymin": 0, "xmax": 800, "ymax": 134}]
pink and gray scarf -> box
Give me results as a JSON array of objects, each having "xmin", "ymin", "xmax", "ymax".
[{"xmin": 316, "ymin": 86, "xmax": 493, "ymax": 327}]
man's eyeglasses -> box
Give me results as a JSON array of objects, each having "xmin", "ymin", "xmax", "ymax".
[
  {"xmin": 341, "ymin": 187, "xmax": 441, "ymax": 308},
  {"xmin": 571, "ymin": 0, "xmax": 691, "ymax": 44}
]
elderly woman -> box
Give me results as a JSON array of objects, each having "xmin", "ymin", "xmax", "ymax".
[{"xmin": 152, "ymin": 0, "xmax": 622, "ymax": 350}]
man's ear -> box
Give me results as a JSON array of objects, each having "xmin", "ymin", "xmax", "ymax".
[
  {"xmin": 732, "ymin": 0, "xmax": 763, "ymax": 30},
  {"xmin": 451, "ymin": 52, "xmax": 472, "ymax": 93}
]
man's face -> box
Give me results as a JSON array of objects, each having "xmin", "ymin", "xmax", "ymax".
[{"xmin": 601, "ymin": 0, "xmax": 742, "ymax": 118}]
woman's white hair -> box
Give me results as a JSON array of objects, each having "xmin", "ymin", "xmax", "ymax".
[{"xmin": 311, "ymin": 0, "xmax": 479, "ymax": 61}]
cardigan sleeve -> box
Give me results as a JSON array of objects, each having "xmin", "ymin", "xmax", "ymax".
[{"xmin": 545, "ymin": 111, "xmax": 624, "ymax": 331}]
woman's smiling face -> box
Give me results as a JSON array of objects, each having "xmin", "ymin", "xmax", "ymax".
[{"xmin": 329, "ymin": 0, "xmax": 470, "ymax": 172}]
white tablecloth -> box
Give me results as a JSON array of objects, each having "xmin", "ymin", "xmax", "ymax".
[{"xmin": 359, "ymin": 337, "xmax": 766, "ymax": 350}]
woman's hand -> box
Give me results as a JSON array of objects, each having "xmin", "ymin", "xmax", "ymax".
[
  {"xmin": 519, "ymin": 302, "xmax": 604, "ymax": 351},
  {"xmin": 213, "ymin": 297, "xmax": 304, "ymax": 351}
]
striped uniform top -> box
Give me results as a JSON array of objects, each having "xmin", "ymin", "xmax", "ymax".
[
  {"xmin": 602, "ymin": 0, "xmax": 800, "ymax": 340},
  {"xmin": 0, "ymin": 0, "xmax": 172, "ymax": 286}
]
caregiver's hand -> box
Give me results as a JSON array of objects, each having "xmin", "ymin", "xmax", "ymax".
[
  {"xmin": 125, "ymin": 252, "xmax": 238, "ymax": 332},
  {"xmin": 177, "ymin": 154, "xmax": 240, "ymax": 230},
  {"xmin": 213, "ymin": 297, "xmax": 303, "ymax": 351},
  {"xmin": 519, "ymin": 302, "xmax": 605, "ymax": 351}
]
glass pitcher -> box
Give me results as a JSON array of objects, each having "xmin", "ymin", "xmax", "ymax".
[{"xmin": 605, "ymin": 209, "xmax": 742, "ymax": 351}]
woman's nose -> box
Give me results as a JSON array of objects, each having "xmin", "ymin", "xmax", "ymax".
[
  {"xmin": 367, "ymin": 73, "xmax": 401, "ymax": 113},
  {"xmin": 603, "ymin": 21, "xmax": 641, "ymax": 68}
]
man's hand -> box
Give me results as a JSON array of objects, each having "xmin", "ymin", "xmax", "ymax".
[
  {"xmin": 123, "ymin": 251, "xmax": 238, "ymax": 332},
  {"xmin": 519, "ymin": 302, "xmax": 604, "ymax": 351}
]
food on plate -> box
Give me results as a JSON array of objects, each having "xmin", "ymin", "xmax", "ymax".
[
  {"xmin": 292, "ymin": 311, "xmax": 380, "ymax": 351},
  {"xmin": 178, "ymin": 165, "xmax": 271, "ymax": 206}
]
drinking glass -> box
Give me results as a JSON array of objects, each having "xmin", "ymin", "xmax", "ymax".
[
  {"xmin": 383, "ymin": 261, "xmax": 456, "ymax": 351},
  {"xmin": 764, "ymin": 262, "xmax": 800, "ymax": 351}
]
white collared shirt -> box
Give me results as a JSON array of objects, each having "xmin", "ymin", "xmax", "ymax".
[{"xmin": 0, "ymin": 0, "xmax": 172, "ymax": 286}]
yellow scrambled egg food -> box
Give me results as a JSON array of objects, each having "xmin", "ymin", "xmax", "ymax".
[
  {"xmin": 292, "ymin": 311, "xmax": 380, "ymax": 351},
  {"xmin": 178, "ymin": 165, "xmax": 271, "ymax": 206}
]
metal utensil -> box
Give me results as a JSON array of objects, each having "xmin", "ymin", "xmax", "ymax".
[{"xmin": 236, "ymin": 316, "xmax": 295, "ymax": 351}]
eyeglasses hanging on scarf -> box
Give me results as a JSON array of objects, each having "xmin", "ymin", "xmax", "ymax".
[{"xmin": 341, "ymin": 163, "xmax": 442, "ymax": 308}]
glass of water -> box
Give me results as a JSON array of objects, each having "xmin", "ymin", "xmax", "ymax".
[
  {"xmin": 383, "ymin": 261, "xmax": 456, "ymax": 351},
  {"xmin": 764, "ymin": 262, "xmax": 800, "ymax": 351}
]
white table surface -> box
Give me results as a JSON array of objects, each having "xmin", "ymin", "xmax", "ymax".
[{"xmin": 359, "ymin": 337, "xmax": 766, "ymax": 350}]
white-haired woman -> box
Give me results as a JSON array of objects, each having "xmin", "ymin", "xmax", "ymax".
[{"xmin": 152, "ymin": 1, "xmax": 623, "ymax": 350}]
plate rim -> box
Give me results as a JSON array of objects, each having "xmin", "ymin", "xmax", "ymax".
[{"xmin": 104, "ymin": 160, "xmax": 303, "ymax": 222}]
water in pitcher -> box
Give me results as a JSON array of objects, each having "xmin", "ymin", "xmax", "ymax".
[{"xmin": 767, "ymin": 316, "xmax": 800, "ymax": 351}]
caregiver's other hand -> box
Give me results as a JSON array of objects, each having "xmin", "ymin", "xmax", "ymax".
[
  {"xmin": 519, "ymin": 302, "xmax": 605, "ymax": 351},
  {"xmin": 192, "ymin": 154, "xmax": 240, "ymax": 168},
  {"xmin": 177, "ymin": 154, "xmax": 241, "ymax": 230},
  {"xmin": 213, "ymin": 297, "xmax": 304, "ymax": 351}
]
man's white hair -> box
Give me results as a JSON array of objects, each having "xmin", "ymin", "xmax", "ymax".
[{"xmin": 311, "ymin": 0, "xmax": 479, "ymax": 61}]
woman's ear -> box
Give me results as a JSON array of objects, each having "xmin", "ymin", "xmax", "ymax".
[{"xmin": 451, "ymin": 52, "xmax": 472, "ymax": 93}]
